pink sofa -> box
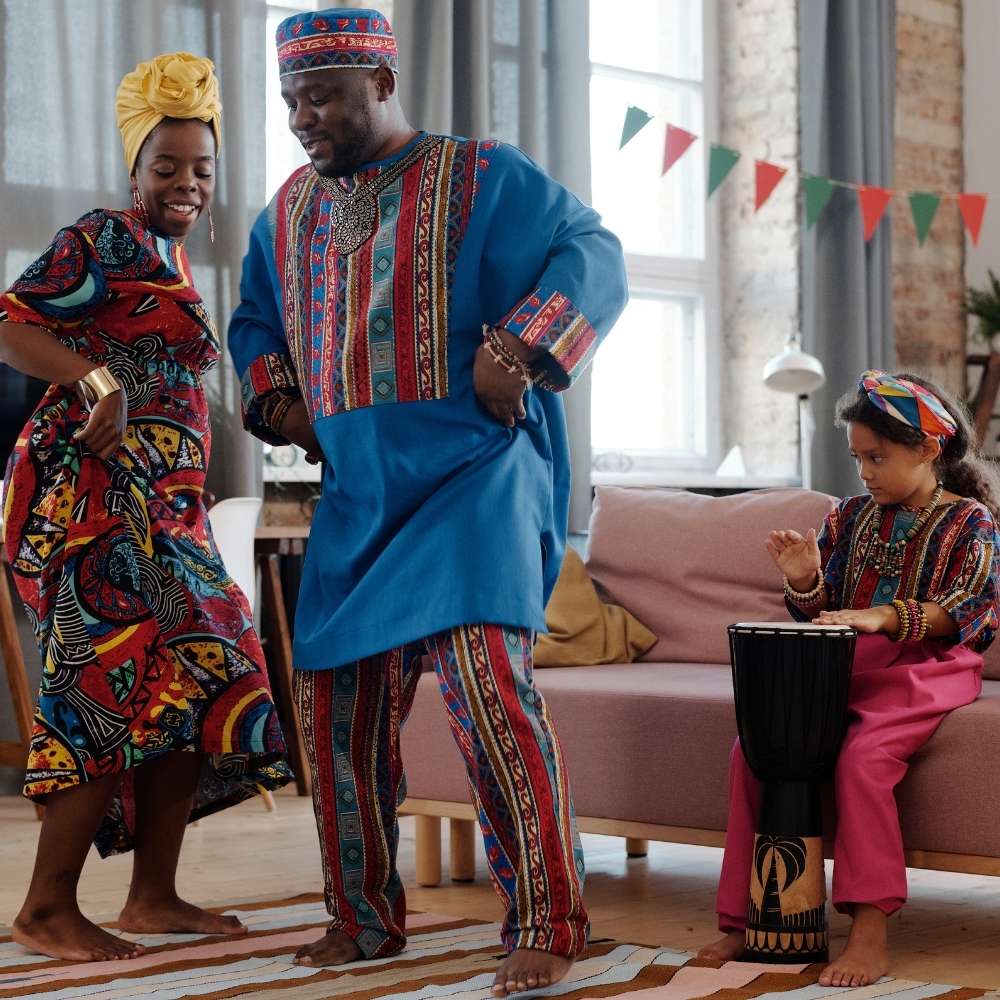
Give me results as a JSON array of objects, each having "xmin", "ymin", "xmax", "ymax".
[{"xmin": 399, "ymin": 487, "xmax": 1000, "ymax": 885}]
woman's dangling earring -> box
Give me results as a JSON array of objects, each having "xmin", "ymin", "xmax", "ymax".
[
  {"xmin": 130, "ymin": 178, "xmax": 150, "ymax": 228},
  {"xmin": 208, "ymin": 206, "xmax": 215, "ymax": 244}
]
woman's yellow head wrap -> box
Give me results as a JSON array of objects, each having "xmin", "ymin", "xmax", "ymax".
[{"xmin": 115, "ymin": 52, "xmax": 222, "ymax": 175}]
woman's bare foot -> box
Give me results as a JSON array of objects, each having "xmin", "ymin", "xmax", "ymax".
[
  {"xmin": 294, "ymin": 928, "xmax": 363, "ymax": 967},
  {"xmin": 697, "ymin": 930, "xmax": 745, "ymax": 962},
  {"xmin": 819, "ymin": 905, "xmax": 889, "ymax": 988},
  {"xmin": 491, "ymin": 949, "xmax": 574, "ymax": 997},
  {"xmin": 13, "ymin": 906, "xmax": 146, "ymax": 962},
  {"xmin": 118, "ymin": 895, "xmax": 247, "ymax": 936}
]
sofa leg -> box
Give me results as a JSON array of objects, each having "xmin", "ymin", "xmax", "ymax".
[
  {"xmin": 450, "ymin": 818, "xmax": 477, "ymax": 882},
  {"xmin": 626, "ymin": 837, "xmax": 649, "ymax": 858},
  {"xmin": 415, "ymin": 815, "xmax": 442, "ymax": 886}
]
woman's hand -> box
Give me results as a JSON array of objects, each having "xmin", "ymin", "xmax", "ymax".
[
  {"xmin": 74, "ymin": 390, "xmax": 127, "ymax": 460},
  {"xmin": 766, "ymin": 528, "xmax": 822, "ymax": 591},
  {"xmin": 812, "ymin": 606, "xmax": 898, "ymax": 635}
]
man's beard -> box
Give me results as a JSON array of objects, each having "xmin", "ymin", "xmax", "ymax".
[{"xmin": 313, "ymin": 100, "xmax": 376, "ymax": 178}]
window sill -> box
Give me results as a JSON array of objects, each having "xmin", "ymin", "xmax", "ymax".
[{"xmin": 591, "ymin": 471, "xmax": 801, "ymax": 490}]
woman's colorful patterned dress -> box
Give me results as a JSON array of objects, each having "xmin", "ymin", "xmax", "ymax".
[{"xmin": 0, "ymin": 208, "xmax": 291, "ymax": 856}]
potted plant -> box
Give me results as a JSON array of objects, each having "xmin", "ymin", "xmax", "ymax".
[{"xmin": 965, "ymin": 270, "xmax": 1000, "ymax": 352}]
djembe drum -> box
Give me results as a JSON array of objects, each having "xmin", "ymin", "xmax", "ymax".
[{"xmin": 728, "ymin": 622, "xmax": 856, "ymax": 963}]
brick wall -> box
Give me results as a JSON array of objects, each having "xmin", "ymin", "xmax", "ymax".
[
  {"xmin": 893, "ymin": 0, "xmax": 965, "ymax": 395},
  {"xmin": 718, "ymin": 0, "xmax": 800, "ymax": 479}
]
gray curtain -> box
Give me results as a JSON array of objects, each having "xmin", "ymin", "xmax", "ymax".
[
  {"xmin": 0, "ymin": 0, "xmax": 265, "ymax": 501},
  {"xmin": 0, "ymin": 0, "xmax": 265, "ymax": 793},
  {"xmin": 393, "ymin": 0, "xmax": 594, "ymax": 532},
  {"xmin": 800, "ymin": 0, "xmax": 895, "ymax": 498}
]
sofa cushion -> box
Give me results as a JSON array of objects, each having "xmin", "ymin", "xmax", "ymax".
[
  {"xmin": 586, "ymin": 487, "xmax": 838, "ymax": 664},
  {"xmin": 400, "ymin": 663, "xmax": 1000, "ymax": 859}
]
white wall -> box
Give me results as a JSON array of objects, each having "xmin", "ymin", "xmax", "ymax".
[{"xmin": 964, "ymin": 0, "xmax": 1000, "ymax": 293}]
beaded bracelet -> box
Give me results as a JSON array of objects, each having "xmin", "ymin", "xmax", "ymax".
[
  {"xmin": 482, "ymin": 325, "xmax": 535, "ymax": 388},
  {"xmin": 783, "ymin": 575, "xmax": 825, "ymax": 606},
  {"xmin": 906, "ymin": 598, "xmax": 930, "ymax": 641},
  {"xmin": 891, "ymin": 599, "xmax": 911, "ymax": 642}
]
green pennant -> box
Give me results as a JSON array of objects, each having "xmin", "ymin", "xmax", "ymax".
[
  {"xmin": 619, "ymin": 105, "xmax": 653, "ymax": 149},
  {"xmin": 707, "ymin": 144, "xmax": 740, "ymax": 197},
  {"xmin": 803, "ymin": 175, "xmax": 835, "ymax": 228},
  {"xmin": 909, "ymin": 191, "xmax": 941, "ymax": 245}
]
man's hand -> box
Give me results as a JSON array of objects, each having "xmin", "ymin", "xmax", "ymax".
[
  {"xmin": 278, "ymin": 399, "xmax": 322, "ymax": 464},
  {"xmin": 74, "ymin": 390, "xmax": 127, "ymax": 460},
  {"xmin": 474, "ymin": 328, "xmax": 542, "ymax": 428}
]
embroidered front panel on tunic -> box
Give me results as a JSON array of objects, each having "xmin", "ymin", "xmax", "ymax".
[{"xmin": 272, "ymin": 136, "xmax": 488, "ymax": 420}]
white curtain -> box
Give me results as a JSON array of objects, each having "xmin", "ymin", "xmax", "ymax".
[
  {"xmin": 0, "ymin": 0, "xmax": 266, "ymax": 500},
  {"xmin": 393, "ymin": 0, "xmax": 595, "ymax": 532},
  {"xmin": 0, "ymin": 0, "xmax": 267, "ymax": 792}
]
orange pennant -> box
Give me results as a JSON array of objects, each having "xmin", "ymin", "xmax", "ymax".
[
  {"xmin": 663, "ymin": 124, "xmax": 697, "ymax": 176},
  {"xmin": 958, "ymin": 194, "xmax": 988, "ymax": 246},
  {"xmin": 857, "ymin": 185, "xmax": 894, "ymax": 241},
  {"xmin": 754, "ymin": 160, "xmax": 787, "ymax": 211}
]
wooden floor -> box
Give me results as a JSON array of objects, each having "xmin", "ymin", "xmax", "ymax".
[{"xmin": 2, "ymin": 790, "xmax": 999, "ymax": 989}]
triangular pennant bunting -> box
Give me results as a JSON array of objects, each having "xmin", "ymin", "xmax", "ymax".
[
  {"xmin": 708, "ymin": 145, "xmax": 740, "ymax": 197},
  {"xmin": 959, "ymin": 193, "xmax": 988, "ymax": 246},
  {"xmin": 857, "ymin": 185, "xmax": 894, "ymax": 242},
  {"xmin": 754, "ymin": 160, "xmax": 787, "ymax": 211},
  {"xmin": 619, "ymin": 105, "xmax": 653, "ymax": 149},
  {"xmin": 662, "ymin": 124, "xmax": 697, "ymax": 176},
  {"xmin": 803, "ymin": 175, "xmax": 835, "ymax": 228},
  {"xmin": 908, "ymin": 191, "xmax": 941, "ymax": 245}
]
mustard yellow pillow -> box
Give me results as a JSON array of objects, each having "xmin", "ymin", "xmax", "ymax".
[{"xmin": 534, "ymin": 549, "xmax": 657, "ymax": 667}]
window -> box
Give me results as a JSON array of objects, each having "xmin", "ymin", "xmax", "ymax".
[
  {"xmin": 265, "ymin": 1, "xmax": 320, "ymax": 200},
  {"xmin": 589, "ymin": 0, "xmax": 720, "ymax": 480}
]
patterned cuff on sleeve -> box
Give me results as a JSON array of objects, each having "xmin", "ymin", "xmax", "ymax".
[
  {"xmin": 239, "ymin": 351, "xmax": 302, "ymax": 446},
  {"xmin": 498, "ymin": 286, "xmax": 598, "ymax": 392}
]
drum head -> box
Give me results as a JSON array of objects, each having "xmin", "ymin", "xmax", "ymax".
[{"xmin": 730, "ymin": 622, "xmax": 856, "ymax": 637}]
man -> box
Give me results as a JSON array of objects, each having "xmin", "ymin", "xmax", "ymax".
[{"xmin": 229, "ymin": 7, "xmax": 627, "ymax": 995}]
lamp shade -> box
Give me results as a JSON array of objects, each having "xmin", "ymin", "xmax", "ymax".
[{"xmin": 762, "ymin": 347, "xmax": 826, "ymax": 394}]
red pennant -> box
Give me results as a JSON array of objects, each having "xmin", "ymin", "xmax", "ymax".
[
  {"xmin": 959, "ymin": 194, "xmax": 988, "ymax": 246},
  {"xmin": 662, "ymin": 125, "xmax": 697, "ymax": 176},
  {"xmin": 857, "ymin": 186, "xmax": 893, "ymax": 241},
  {"xmin": 754, "ymin": 160, "xmax": 787, "ymax": 211}
]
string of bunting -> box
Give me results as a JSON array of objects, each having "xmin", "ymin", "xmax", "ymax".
[{"xmin": 620, "ymin": 105, "xmax": 988, "ymax": 246}]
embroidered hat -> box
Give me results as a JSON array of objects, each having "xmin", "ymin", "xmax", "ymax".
[
  {"xmin": 859, "ymin": 370, "xmax": 958, "ymax": 440},
  {"xmin": 276, "ymin": 7, "xmax": 397, "ymax": 77}
]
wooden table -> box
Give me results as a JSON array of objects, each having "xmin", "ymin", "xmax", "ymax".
[{"xmin": 255, "ymin": 525, "xmax": 312, "ymax": 797}]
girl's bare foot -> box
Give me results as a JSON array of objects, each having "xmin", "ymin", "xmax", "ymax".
[
  {"xmin": 491, "ymin": 949, "xmax": 573, "ymax": 997},
  {"xmin": 293, "ymin": 928, "xmax": 363, "ymax": 966},
  {"xmin": 118, "ymin": 894, "xmax": 247, "ymax": 936},
  {"xmin": 819, "ymin": 905, "xmax": 889, "ymax": 988},
  {"xmin": 697, "ymin": 930, "xmax": 745, "ymax": 962},
  {"xmin": 13, "ymin": 906, "xmax": 146, "ymax": 962}
]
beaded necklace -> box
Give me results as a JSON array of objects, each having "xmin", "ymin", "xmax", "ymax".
[
  {"xmin": 317, "ymin": 134, "xmax": 438, "ymax": 255},
  {"xmin": 866, "ymin": 481, "xmax": 943, "ymax": 577}
]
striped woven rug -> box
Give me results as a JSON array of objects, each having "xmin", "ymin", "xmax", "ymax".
[{"xmin": 0, "ymin": 894, "xmax": 992, "ymax": 1000}]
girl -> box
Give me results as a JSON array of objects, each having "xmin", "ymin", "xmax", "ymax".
[
  {"xmin": 700, "ymin": 370, "xmax": 1000, "ymax": 986},
  {"xmin": 0, "ymin": 54, "xmax": 291, "ymax": 962}
]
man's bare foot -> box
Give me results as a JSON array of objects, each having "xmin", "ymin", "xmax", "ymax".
[
  {"xmin": 819, "ymin": 905, "xmax": 889, "ymax": 988},
  {"xmin": 697, "ymin": 930, "xmax": 745, "ymax": 962},
  {"xmin": 13, "ymin": 906, "xmax": 146, "ymax": 962},
  {"xmin": 491, "ymin": 949, "xmax": 573, "ymax": 997},
  {"xmin": 294, "ymin": 928, "xmax": 363, "ymax": 967},
  {"xmin": 118, "ymin": 895, "xmax": 247, "ymax": 936}
]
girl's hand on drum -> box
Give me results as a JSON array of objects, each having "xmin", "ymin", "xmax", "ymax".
[
  {"xmin": 812, "ymin": 606, "xmax": 896, "ymax": 634},
  {"xmin": 73, "ymin": 390, "xmax": 128, "ymax": 460},
  {"xmin": 765, "ymin": 528, "xmax": 821, "ymax": 589}
]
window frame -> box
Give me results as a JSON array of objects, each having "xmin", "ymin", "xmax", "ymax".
[{"xmin": 589, "ymin": 0, "xmax": 722, "ymax": 485}]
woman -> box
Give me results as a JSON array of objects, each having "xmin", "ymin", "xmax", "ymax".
[{"xmin": 0, "ymin": 53, "xmax": 290, "ymax": 963}]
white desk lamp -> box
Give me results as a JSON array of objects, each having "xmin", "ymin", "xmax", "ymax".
[{"xmin": 762, "ymin": 334, "xmax": 826, "ymax": 490}]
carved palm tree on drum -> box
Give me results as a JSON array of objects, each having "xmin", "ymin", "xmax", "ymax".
[{"xmin": 755, "ymin": 835, "xmax": 807, "ymax": 929}]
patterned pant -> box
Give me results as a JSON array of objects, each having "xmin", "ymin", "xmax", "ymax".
[{"xmin": 293, "ymin": 623, "xmax": 588, "ymax": 959}]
